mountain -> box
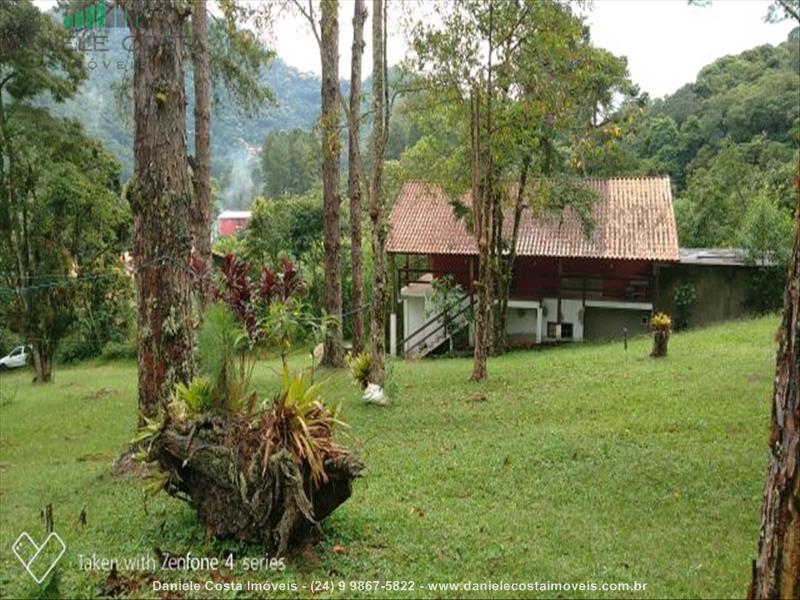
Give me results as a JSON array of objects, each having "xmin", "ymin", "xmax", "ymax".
[
  {"xmin": 43, "ymin": 26, "xmax": 327, "ymax": 186},
  {"xmin": 590, "ymin": 28, "xmax": 799, "ymax": 256}
]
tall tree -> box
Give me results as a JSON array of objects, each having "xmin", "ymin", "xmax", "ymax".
[
  {"xmin": 319, "ymin": 0, "xmax": 345, "ymax": 367},
  {"xmin": 748, "ymin": 199, "xmax": 799, "ymax": 599},
  {"xmin": 294, "ymin": 0, "xmax": 394, "ymax": 376},
  {"xmin": 368, "ymin": 0, "xmax": 389, "ymax": 384},
  {"xmin": 748, "ymin": 6, "xmax": 800, "ymax": 596},
  {"xmin": 348, "ymin": 0, "xmax": 367, "ymax": 355},
  {"xmin": 470, "ymin": 83, "xmax": 493, "ymax": 381},
  {"xmin": 191, "ymin": 0, "xmax": 212, "ymax": 304},
  {"xmin": 0, "ymin": 107, "xmax": 128, "ymax": 383},
  {"xmin": 409, "ymin": 0, "xmax": 630, "ymax": 376},
  {"xmin": 124, "ymin": 0, "xmax": 195, "ymax": 418},
  {"xmin": 261, "ymin": 129, "xmax": 320, "ymax": 198},
  {"xmin": 0, "ymin": 0, "xmax": 86, "ymax": 382}
]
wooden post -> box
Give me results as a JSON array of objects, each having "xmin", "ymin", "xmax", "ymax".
[
  {"xmin": 389, "ymin": 313, "xmax": 397, "ymax": 357},
  {"xmin": 556, "ymin": 258, "xmax": 563, "ymax": 339},
  {"xmin": 469, "ymin": 256, "xmax": 475, "ymax": 292},
  {"xmin": 653, "ymin": 262, "xmax": 660, "ymax": 312},
  {"xmin": 536, "ymin": 306, "xmax": 542, "ymax": 344}
]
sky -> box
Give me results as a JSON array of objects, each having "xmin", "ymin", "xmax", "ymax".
[{"xmin": 36, "ymin": 0, "xmax": 797, "ymax": 99}]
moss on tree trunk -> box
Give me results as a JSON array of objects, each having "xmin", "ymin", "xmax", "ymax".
[{"xmin": 127, "ymin": 0, "xmax": 195, "ymax": 419}]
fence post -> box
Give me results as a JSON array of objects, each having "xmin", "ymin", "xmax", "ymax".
[{"xmin": 390, "ymin": 313, "xmax": 397, "ymax": 357}]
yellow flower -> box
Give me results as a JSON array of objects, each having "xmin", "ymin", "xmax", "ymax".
[{"xmin": 650, "ymin": 312, "xmax": 672, "ymax": 331}]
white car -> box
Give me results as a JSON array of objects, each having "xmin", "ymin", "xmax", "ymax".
[{"xmin": 0, "ymin": 346, "xmax": 29, "ymax": 370}]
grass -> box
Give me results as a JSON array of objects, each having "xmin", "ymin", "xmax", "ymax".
[{"xmin": 0, "ymin": 316, "xmax": 779, "ymax": 598}]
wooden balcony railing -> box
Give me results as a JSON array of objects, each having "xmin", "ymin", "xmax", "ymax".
[{"xmin": 397, "ymin": 267, "xmax": 653, "ymax": 304}]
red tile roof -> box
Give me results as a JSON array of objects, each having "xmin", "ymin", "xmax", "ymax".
[{"xmin": 386, "ymin": 177, "xmax": 679, "ymax": 261}]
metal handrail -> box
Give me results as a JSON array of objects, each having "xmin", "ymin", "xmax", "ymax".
[{"xmin": 402, "ymin": 294, "xmax": 474, "ymax": 356}]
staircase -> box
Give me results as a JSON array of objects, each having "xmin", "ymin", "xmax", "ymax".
[{"xmin": 402, "ymin": 294, "xmax": 474, "ymax": 358}]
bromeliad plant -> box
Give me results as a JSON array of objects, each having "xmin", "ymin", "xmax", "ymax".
[
  {"xmin": 650, "ymin": 312, "xmax": 671, "ymax": 358},
  {"xmin": 258, "ymin": 371, "xmax": 348, "ymax": 487},
  {"xmin": 347, "ymin": 352, "xmax": 372, "ymax": 389}
]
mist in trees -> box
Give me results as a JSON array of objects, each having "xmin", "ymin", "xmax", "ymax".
[{"xmin": 260, "ymin": 128, "xmax": 321, "ymax": 198}]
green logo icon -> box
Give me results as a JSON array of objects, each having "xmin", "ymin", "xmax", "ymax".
[{"xmin": 63, "ymin": 1, "xmax": 142, "ymax": 30}]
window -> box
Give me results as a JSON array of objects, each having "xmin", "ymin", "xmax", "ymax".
[{"xmin": 547, "ymin": 322, "xmax": 574, "ymax": 339}]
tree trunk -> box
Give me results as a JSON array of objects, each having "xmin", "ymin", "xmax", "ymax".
[
  {"xmin": 470, "ymin": 5, "xmax": 495, "ymax": 381},
  {"xmin": 191, "ymin": 0, "xmax": 212, "ymax": 306},
  {"xmin": 497, "ymin": 156, "xmax": 531, "ymax": 354},
  {"xmin": 153, "ymin": 421, "xmax": 362, "ymax": 556},
  {"xmin": 31, "ymin": 343, "xmax": 52, "ymax": 384},
  {"xmin": 748, "ymin": 203, "xmax": 800, "ymax": 600},
  {"xmin": 320, "ymin": 0, "xmax": 345, "ymax": 368},
  {"xmin": 368, "ymin": 0, "xmax": 387, "ymax": 385},
  {"xmin": 127, "ymin": 0, "xmax": 195, "ymax": 419},
  {"xmin": 348, "ymin": 0, "xmax": 366, "ymax": 355},
  {"xmin": 650, "ymin": 329, "xmax": 670, "ymax": 358},
  {"xmin": 470, "ymin": 88, "xmax": 490, "ymax": 382}
]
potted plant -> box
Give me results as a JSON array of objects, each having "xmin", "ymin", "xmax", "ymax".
[
  {"xmin": 650, "ymin": 312, "xmax": 672, "ymax": 358},
  {"xmin": 135, "ymin": 256, "xmax": 362, "ymax": 555}
]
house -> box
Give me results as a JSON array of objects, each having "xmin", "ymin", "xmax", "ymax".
[
  {"xmin": 216, "ymin": 210, "xmax": 251, "ymax": 237},
  {"xmin": 658, "ymin": 248, "xmax": 770, "ymax": 327},
  {"xmin": 385, "ymin": 177, "xmax": 680, "ymax": 356}
]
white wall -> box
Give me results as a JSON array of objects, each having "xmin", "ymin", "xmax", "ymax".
[
  {"xmin": 402, "ymin": 296, "xmax": 439, "ymax": 352},
  {"xmin": 403, "ymin": 293, "xmax": 651, "ymax": 350},
  {"xmin": 506, "ymin": 307, "xmax": 538, "ymax": 337},
  {"xmin": 541, "ymin": 298, "xmax": 585, "ymax": 341}
]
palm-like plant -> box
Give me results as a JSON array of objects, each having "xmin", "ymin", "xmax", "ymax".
[{"xmin": 259, "ymin": 371, "xmax": 347, "ymax": 487}]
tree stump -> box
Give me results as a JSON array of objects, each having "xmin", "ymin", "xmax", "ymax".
[
  {"xmin": 151, "ymin": 419, "xmax": 362, "ymax": 556},
  {"xmin": 651, "ymin": 329, "xmax": 670, "ymax": 358}
]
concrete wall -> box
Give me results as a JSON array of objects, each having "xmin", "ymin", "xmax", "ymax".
[
  {"xmin": 584, "ymin": 307, "xmax": 650, "ymax": 341},
  {"xmin": 402, "ymin": 296, "xmax": 432, "ymax": 352},
  {"xmin": 657, "ymin": 263, "xmax": 752, "ymax": 328},
  {"xmin": 506, "ymin": 307, "xmax": 538, "ymax": 337}
]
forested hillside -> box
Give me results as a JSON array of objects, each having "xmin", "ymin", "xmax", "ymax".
[{"xmin": 593, "ymin": 28, "xmax": 799, "ymax": 251}]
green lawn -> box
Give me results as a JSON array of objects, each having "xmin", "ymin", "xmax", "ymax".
[{"xmin": 0, "ymin": 316, "xmax": 779, "ymax": 599}]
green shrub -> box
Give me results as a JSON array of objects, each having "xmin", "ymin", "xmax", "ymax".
[
  {"xmin": 0, "ymin": 328, "xmax": 22, "ymax": 357},
  {"xmin": 172, "ymin": 377, "xmax": 214, "ymax": 416},
  {"xmin": 745, "ymin": 266, "xmax": 786, "ymax": 314},
  {"xmin": 673, "ymin": 282, "xmax": 697, "ymax": 330},
  {"xmin": 101, "ymin": 339, "xmax": 137, "ymax": 361},
  {"xmin": 57, "ymin": 329, "xmax": 101, "ymax": 363}
]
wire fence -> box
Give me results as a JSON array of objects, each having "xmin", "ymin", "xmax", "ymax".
[
  {"xmin": 1, "ymin": 253, "xmax": 374, "ymax": 323},
  {"xmin": 0, "ymin": 253, "xmax": 190, "ymax": 297}
]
